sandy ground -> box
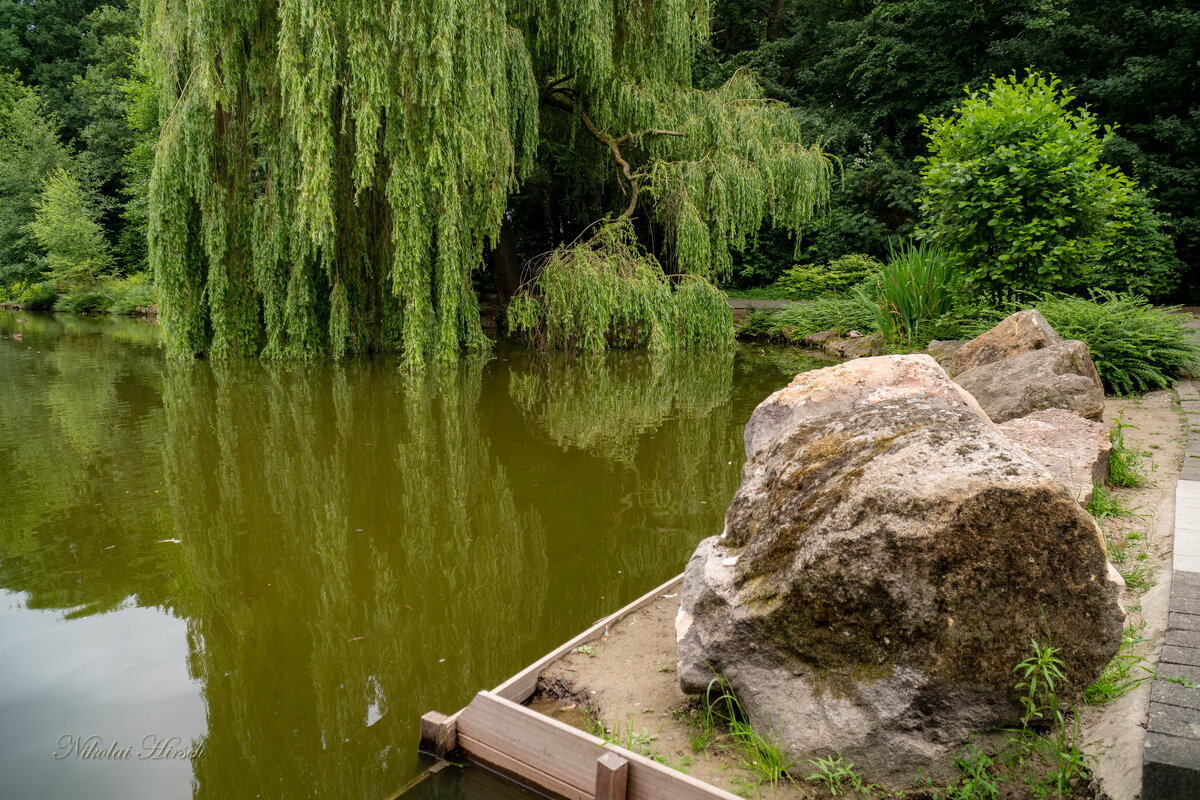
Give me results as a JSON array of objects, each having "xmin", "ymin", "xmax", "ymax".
[
  {"xmin": 531, "ymin": 392, "xmax": 1187, "ymax": 800},
  {"xmin": 1078, "ymin": 390, "xmax": 1186, "ymax": 800}
]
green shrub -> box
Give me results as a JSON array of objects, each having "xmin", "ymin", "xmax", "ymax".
[
  {"xmin": 1032, "ymin": 293, "xmax": 1200, "ymax": 394},
  {"xmin": 772, "ymin": 253, "xmax": 882, "ymax": 299},
  {"xmin": 17, "ymin": 281, "xmax": 58, "ymax": 311},
  {"xmin": 919, "ymin": 73, "xmax": 1133, "ymax": 298},
  {"xmin": 853, "ymin": 241, "xmax": 961, "ymax": 345},
  {"xmin": 54, "ymin": 288, "xmax": 112, "ymax": 314},
  {"xmin": 1086, "ymin": 190, "xmax": 1184, "ymax": 301},
  {"xmin": 105, "ymin": 273, "xmax": 158, "ymax": 315},
  {"xmin": 736, "ymin": 309, "xmax": 781, "ymax": 338},
  {"xmin": 759, "ymin": 296, "xmax": 879, "ymax": 342}
]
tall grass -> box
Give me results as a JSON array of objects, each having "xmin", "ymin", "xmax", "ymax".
[
  {"xmin": 853, "ymin": 240, "xmax": 961, "ymax": 345},
  {"xmin": 702, "ymin": 675, "xmax": 793, "ymax": 786}
]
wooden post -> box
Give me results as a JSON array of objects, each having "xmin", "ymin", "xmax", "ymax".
[
  {"xmin": 419, "ymin": 711, "xmax": 457, "ymax": 758},
  {"xmin": 595, "ymin": 751, "xmax": 629, "ymax": 800}
]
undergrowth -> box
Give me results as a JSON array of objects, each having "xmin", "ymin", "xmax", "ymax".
[
  {"xmin": 738, "ymin": 295, "xmax": 879, "ymax": 342},
  {"xmin": 1030, "ymin": 292, "xmax": 1200, "ymax": 394},
  {"xmin": 1108, "ymin": 416, "xmax": 1150, "ymax": 488}
]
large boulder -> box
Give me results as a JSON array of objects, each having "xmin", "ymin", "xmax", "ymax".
[
  {"xmin": 954, "ymin": 340, "xmax": 1105, "ymax": 423},
  {"xmin": 950, "ymin": 309, "xmax": 1061, "ymax": 375},
  {"xmin": 999, "ymin": 409, "xmax": 1111, "ymax": 506},
  {"xmin": 677, "ymin": 355, "xmax": 1124, "ymax": 783}
]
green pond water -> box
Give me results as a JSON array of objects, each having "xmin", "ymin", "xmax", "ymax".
[{"xmin": 0, "ymin": 310, "xmax": 826, "ymax": 800}]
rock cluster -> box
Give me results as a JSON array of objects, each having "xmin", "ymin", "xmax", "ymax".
[
  {"xmin": 677, "ymin": 354, "xmax": 1123, "ymax": 783},
  {"xmin": 948, "ymin": 310, "xmax": 1105, "ymax": 423}
]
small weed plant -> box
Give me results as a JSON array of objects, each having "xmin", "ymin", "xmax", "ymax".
[
  {"xmin": 1010, "ymin": 640, "xmax": 1089, "ymax": 798},
  {"xmin": 1084, "ymin": 623, "xmax": 1151, "ymax": 703},
  {"xmin": 1108, "ymin": 416, "xmax": 1150, "ymax": 488},
  {"xmin": 1085, "ymin": 484, "xmax": 1138, "ymax": 522},
  {"xmin": 806, "ymin": 754, "xmax": 867, "ymax": 796}
]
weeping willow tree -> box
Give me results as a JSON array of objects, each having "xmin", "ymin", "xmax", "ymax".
[{"xmin": 146, "ymin": 1, "xmax": 831, "ymax": 361}]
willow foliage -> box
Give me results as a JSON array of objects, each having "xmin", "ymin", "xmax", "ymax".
[
  {"xmin": 507, "ymin": 220, "xmax": 732, "ymax": 352},
  {"xmin": 146, "ymin": 1, "xmax": 830, "ymax": 361}
]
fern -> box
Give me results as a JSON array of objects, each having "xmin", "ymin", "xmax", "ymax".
[{"xmin": 1032, "ymin": 292, "xmax": 1199, "ymax": 394}]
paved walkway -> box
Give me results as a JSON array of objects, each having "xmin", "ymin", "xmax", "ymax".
[
  {"xmin": 725, "ymin": 298, "xmax": 791, "ymax": 310},
  {"xmin": 1143, "ymin": 379, "xmax": 1200, "ymax": 798}
]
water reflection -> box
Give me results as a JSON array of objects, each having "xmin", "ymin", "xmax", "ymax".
[
  {"xmin": 0, "ymin": 310, "xmax": 827, "ymax": 799},
  {"xmin": 510, "ymin": 351, "xmax": 734, "ymax": 463},
  {"xmin": 162, "ymin": 359, "xmax": 550, "ymax": 798}
]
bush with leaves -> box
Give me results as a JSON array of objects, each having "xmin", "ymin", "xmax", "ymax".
[
  {"xmin": 54, "ymin": 288, "xmax": 112, "ymax": 314},
  {"xmin": 1086, "ymin": 190, "xmax": 1184, "ymax": 301},
  {"xmin": 919, "ymin": 73, "xmax": 1133, "ymax": 299},
  {"xmin": 772, "ymin": 253, "xmax": 882, "ymax": 299},
  {"xmin": 105, "ymin": 273, "xmax": 158, "ymax": 315},
  {"xmin": 1031, "ymin": 293, "xmax": 1199, "ymax": 394},
  {"xmin": 16, "ymin": 281, "xmax": 58, "ymax": 311}
]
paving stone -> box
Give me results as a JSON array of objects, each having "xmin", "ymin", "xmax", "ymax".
[
  {"xmin": 1162, "ymin": 644, "xmax": 1200, "ymax": 668},
  {"xmin": 1144, "ymin": 732, "xmax": 1200, "ymax": 800},
  {"xmin": 1151, "ymin": 679, "xmax": 1200, "ymax": 710},
  {"xmin": 1173, "ymin": 571, "xmax": 1200, "ymax": 599},
  {"xmin": 1157, "ymin": 663, "xmax": 1200, "ymax": 685},
  {"xmin": 1148, "ymin": 705, "xmax": 1200, "ymax": 739},
  {"xmin": 1166, "ymin": 628, "xmax": 1200, "ymax": 650},
  {"xmin": 1144, "ymin": 759, "xmax": 1200, "ymax": 800},
  {"xmin": 1177, "ymin": 553, "xmax": 1200, "ymax": 573},
  {"xmin": 1169, "ymin": 596, "xmax": 1200, "ymax": 615},
  {"xmin": 1144, "ymin": 385, "xmax": 1200, "ymax": 798}
]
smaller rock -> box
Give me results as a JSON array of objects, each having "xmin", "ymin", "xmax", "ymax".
[
  {"xmin": 924, "ymin": 339, "xmax": 966, "ymax": 369},
  {"xmin": 827, "ymin": 333, "xmax": 885, "ymax": 360},
  {"xmin": 951, "ymin": 310, "xmax": 1062, "ymax": 375},
  {"xmin": 800, "ymin": 329, "xmax": 841, "ymax": 347},
  {"xmin": 999, "ymin": 409, "xmax": 1111, "ymax": 505},
  {"xmin": 955, "ymin": 340, "xmax": 1104, "ymax": 423}
]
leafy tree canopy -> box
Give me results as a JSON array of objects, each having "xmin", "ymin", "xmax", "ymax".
[
  {"xmin": 145, "ymin": 0, "xmax": 831, "ymax": 361},
  {"xmin": 702, "ymin": 0, "xmax": 1200, "ymax": 293},
  {"xmin": 27, "ymin": 165, "xmax": 114, "ymax": 290},
  {"xmin": 0, "ymin": 70, "xmax": 70, "ymax": 287},
  {"xmin": 918, "ymin": 73, "xmax": 1132, "ymax": 298}
]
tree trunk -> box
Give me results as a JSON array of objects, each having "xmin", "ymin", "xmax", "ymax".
[{"xmin": 491, "ymin": 217, "xmax": 521, "ymax": 303}]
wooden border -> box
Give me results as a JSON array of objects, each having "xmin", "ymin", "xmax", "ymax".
[
  {"xmin": 492, "ymin": 574, "xmax": 684, "ymax": 703},
  {"xmin": 457, "ymin": 691, "xmax": 742, "ymax": 800},
  {"xmin": 416, "ymin": 574, "xmax": 741, "ymax": 800}
]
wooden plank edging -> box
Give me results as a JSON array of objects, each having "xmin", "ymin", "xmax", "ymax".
[{"xmin": 458, "ymin": 691, "xmax": 743, "ymax": 800}]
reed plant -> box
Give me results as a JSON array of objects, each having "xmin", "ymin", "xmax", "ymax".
[{"xmin": 852, "ymin": 240, "xmax": 961, "ymax": 345}]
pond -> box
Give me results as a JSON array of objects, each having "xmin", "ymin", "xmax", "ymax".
[{"xmin": 0, "ymin": 310, "xmax": 827, "ymax": 800}]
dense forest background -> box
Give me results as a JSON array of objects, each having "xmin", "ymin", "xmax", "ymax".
[{"xmin": 1, "ymin": 0, "xmax": 1197, "ymax": 305}]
